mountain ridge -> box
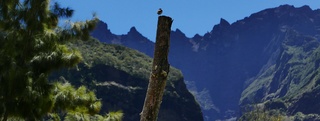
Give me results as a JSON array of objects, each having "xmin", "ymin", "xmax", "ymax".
[{"xmin": 91, "ymin": 4, "xmax": 320, "ymax": 120}]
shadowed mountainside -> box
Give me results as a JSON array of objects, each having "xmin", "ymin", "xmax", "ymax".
[
  {"xmin": 91, "ymin": 5, "xmax": 320, "ymax": 120},
  {"xmin": 50, "ymin": 39, "xmax": 203, "ymax": 121}
]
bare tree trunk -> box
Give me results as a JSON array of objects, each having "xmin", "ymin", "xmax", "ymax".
[{"xmin": 140, "ymin": 16, "xmax": 173, "ymax": 121}]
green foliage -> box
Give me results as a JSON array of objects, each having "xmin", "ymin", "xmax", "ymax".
[
  {"xmin": 239, "ymin": 31, "xmax": 320, "ymax": 120},
  {"xmin": 64, "ymin": 110, "xmax": 123, "ymax": 121},
  {"xmin": 241, "ymin": 31, "xmax": 320, "ymax": 107},
  {"xmin": 293, "ymin": 112, "xmax": 320, "ymax": 121},
  {"xmin": 240, "ymin": 110, "xmax": 284, "ymax": 121},
  {"xmin": 185, "ymin": 80, "xmax": 217, "ymax": 111},
  {"xmin": 70, "ymin": 39, "xmax": 152, "ymax": 79},
  {"xmin": 43, "ymin": 82, "xmax": 123, "ymax": 121},
  {"xmin": 240, "ymin": 105, "xmax": 284, "ymax": 121},
  {"xmin": 49, "ymin": 37, "xmax": 202, "ymax": 121},
  {"xmin": 0, "ymin": 82, "xmax": 123, "ymax": 121},
  {"xmin": 105, "ymin": 111, "xmax": 124, "ymax": 121},
  {"xmin": 0, "ymin": 0, "xmax": 98, "ymax": 120},
  {"xmin": 68, "ymin": 39, "xmax": 183, "ymax": 84},
  {"xmin": 52, "ymin": 82, "xmax": 101, "ymax": 114}
]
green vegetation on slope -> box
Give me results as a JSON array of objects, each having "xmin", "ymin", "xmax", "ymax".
[
  {"xmin": 68, "ymin": 38, "xmax": 183, "ymax": 85},
  {"xmin": 50, "ymin": 38, "xmax": 203, "ymax": 121},
  {"xmin": 240, "ymin": 30, "xmax": 320, "ymax": 120}
]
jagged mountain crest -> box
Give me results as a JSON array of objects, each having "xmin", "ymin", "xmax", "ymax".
[
  {"xmin": 91, "ymin": 4, "xmax": 320, "ymax": 120},
  {"xmin": 91, "ymin": 21, "xmax": 117, "ymax": 43},
  {"xmin": 91, "ymin": 21, "xmax": 155, "ymax": 56}
]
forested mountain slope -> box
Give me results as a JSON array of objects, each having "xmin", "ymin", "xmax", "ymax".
[{"xmin": 50, "ymin": 39, "xmax": 203, "ymax": 121}]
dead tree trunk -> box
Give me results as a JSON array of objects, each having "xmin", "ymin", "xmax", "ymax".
[{"xmin": 140, "ymin": 16, "xmax": 173, "ymax": 121}]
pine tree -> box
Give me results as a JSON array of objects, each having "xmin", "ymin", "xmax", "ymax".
[{"xmin": 0, "ymin": 0, "xmax": 99, "ymax": 120}]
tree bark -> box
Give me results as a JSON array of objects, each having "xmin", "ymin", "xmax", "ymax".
[{"xmin": 140, "ymin": 16, "xmax": 173, "ymax": 121}]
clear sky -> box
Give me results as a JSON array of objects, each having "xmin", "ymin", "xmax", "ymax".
[{"xmin": 57, "ymin": 0, "xmax": 320, "ymax": 41}]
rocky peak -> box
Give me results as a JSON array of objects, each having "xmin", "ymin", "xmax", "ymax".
[
  {"xmin": 297, "ymin": 5, "xmax": 312, "ymax": 12},
  {"xmin": 97, "ymin": 20, "xmax": 109, "ymax": 29},
  {"xmin": 171, "ymin": 29, "xmax": 190, "ymax": 43},
  {"xmin": 90, "ymin": 20, "xmax": 116, "ymax": 43},
  {"xmin": 125, "ymin": 26, "xmax": 148, "ymax": 42},
  {"xmin": 211, "ymin": 18, "xmax": 230, "ymax": 33},
  {"xmin": 273, "ymin": 5, "xmax": 314, "ymax": 18},
  {"xmin": 193, "ymin": 34, "xmax": 202, "ymax": 40},
  {"xmin": 171, "ymin": 29, "xmax": 186, "ymax": 37},
  {"xmin": 127, "ymin": 26, "xmax": 139, "ymax": 35},
  {"xmin": 274, "ymin": 4, "xmax": 312, "ymax": 13},
  {"xmin": 126, "ymin": 26, "xmax": 145, "ymax": 39},
  {"xmin": 93, "ymin": 20, "xmax": 112, "ymax": 35},
  {"xmin": 219, "ymin": 18, "xmax": 231, "ymax": 27},
  {"xmin": 170, "ymin": 29, "xmax": 190, "ymax": 46}
]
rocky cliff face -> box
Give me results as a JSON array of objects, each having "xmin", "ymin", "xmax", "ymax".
[
  {"xmin": 240, "ymin": 29, "xmax": 320, "ymax": 120},
  {"xmin": 91, "ymin": 21, "xmax": 155, "ymax": 57},
  {"xmin": 50, "ymin": 40, "xmax": 203, "ymax": 121},
  {"xmin": 90, "ymin": 5, "xmax": 320, "ymax": 120}
]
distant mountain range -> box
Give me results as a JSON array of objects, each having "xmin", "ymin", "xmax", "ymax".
[{"xmin": 91, "ymin": 5, "xmax": 320, "ymax": 120}]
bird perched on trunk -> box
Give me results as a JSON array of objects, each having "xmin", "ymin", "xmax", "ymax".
[{"xmin": 157, "ymin": 8, "xmax": 163, "ymax": 15}]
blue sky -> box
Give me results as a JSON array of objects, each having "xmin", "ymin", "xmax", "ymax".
[{"xmin": 58, "ymin": 0, "xmax": 320, "ymax": 41}]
